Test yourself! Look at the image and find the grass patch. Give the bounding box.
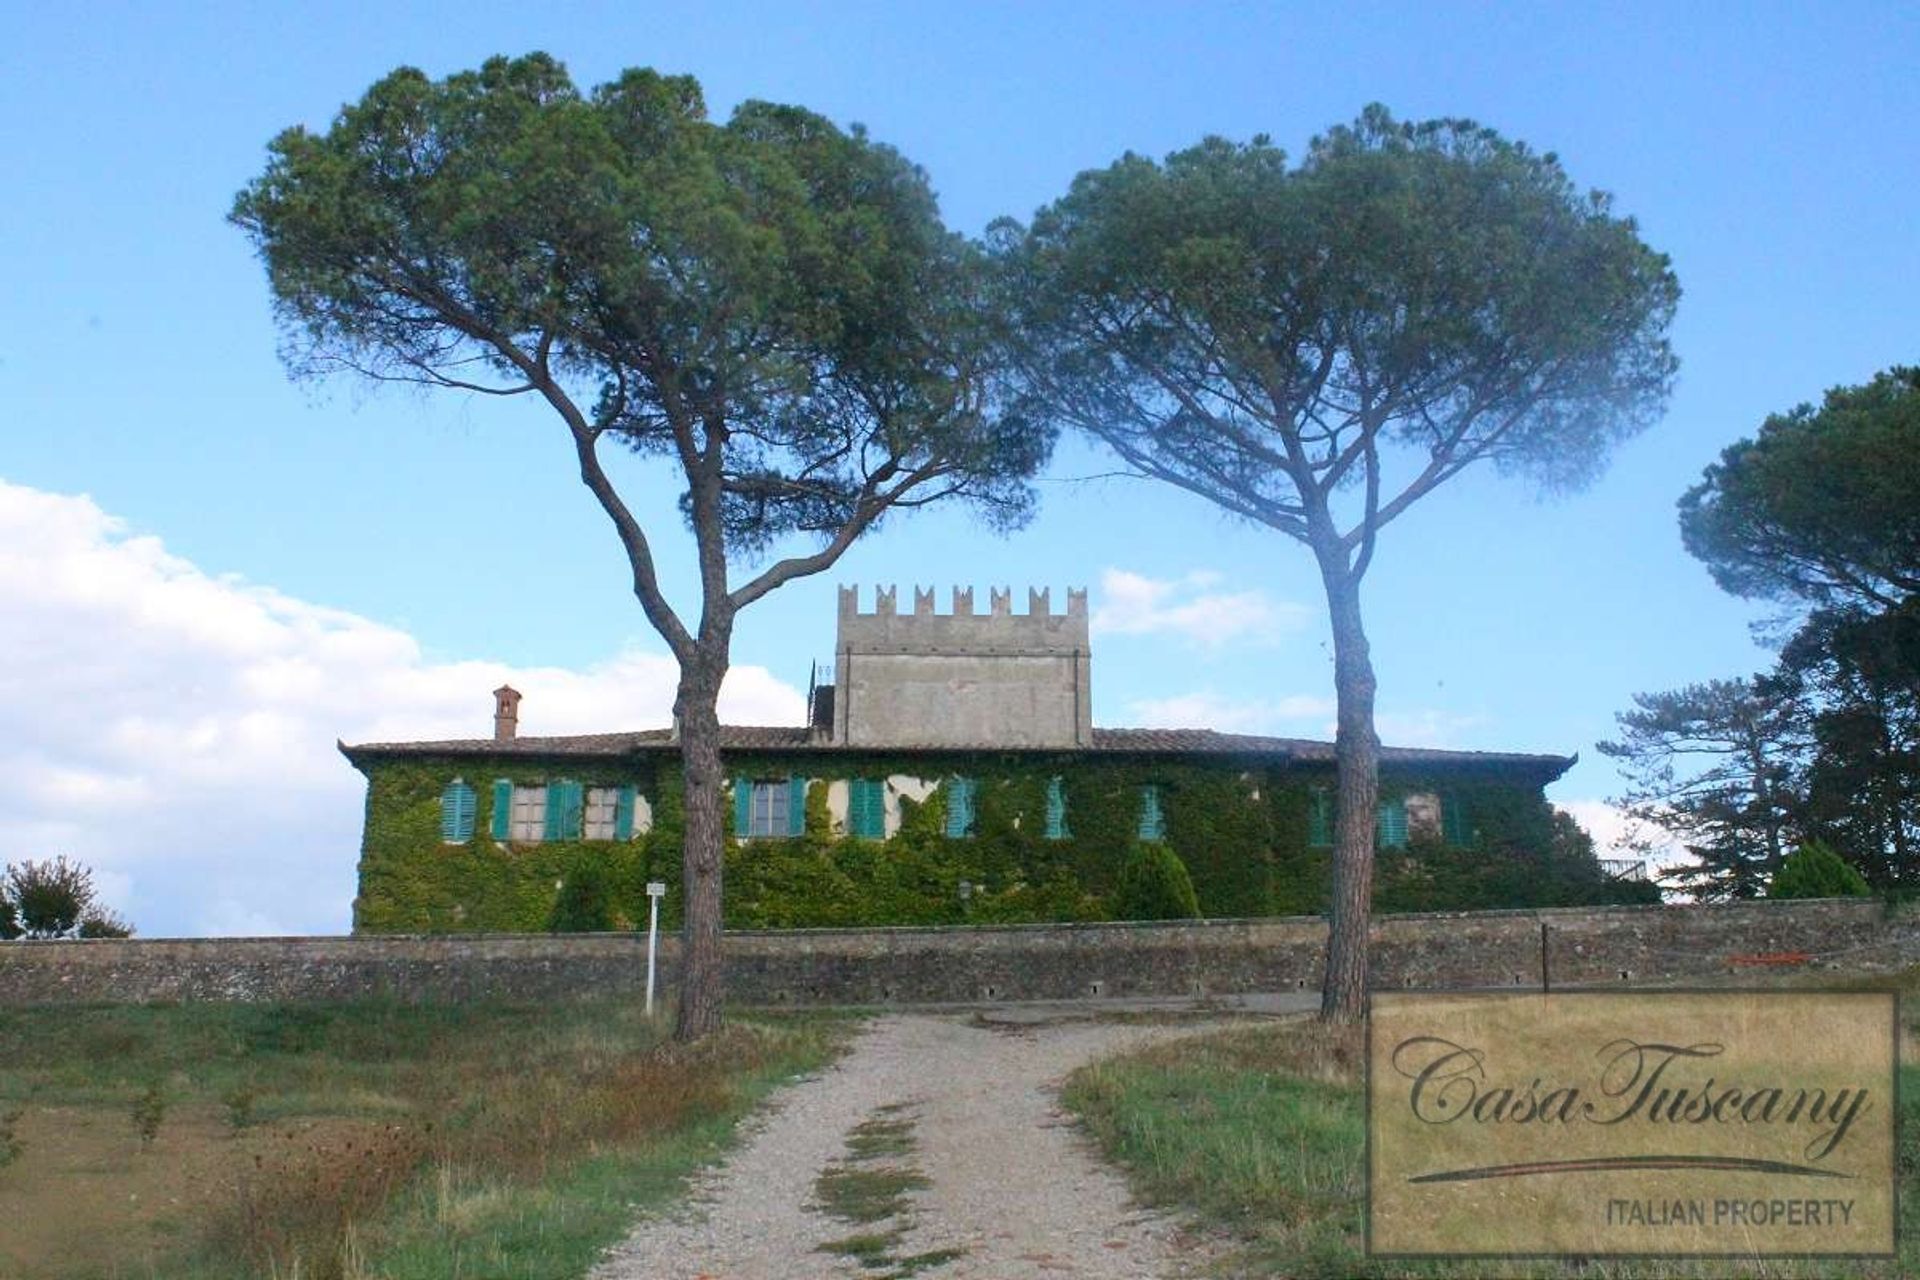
[821,1228,907,1265]
[1065,999,1920,1279]
[0,998,849,1280]
[845,1111,919,1160]
[815,1163,931,1224]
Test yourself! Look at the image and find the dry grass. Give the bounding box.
[0,1000,848,1279]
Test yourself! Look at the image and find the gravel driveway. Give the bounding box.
[593,1009,1278,1279]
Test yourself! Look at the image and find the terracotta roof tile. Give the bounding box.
[340,723,1571,777]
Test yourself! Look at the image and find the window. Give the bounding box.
[1442,793,1471,845]
[584,786,639,840]
[848,778,886,839]
[944,776,977,838]
[1307,788,1333,848]
[440,779,476,843]
[736,776,806,838]
[1405,792,1443,840]
[1138,784,1166,841]
[509,784,547,842]
[751,781,790,837]
[1044,776,1069,840]
[1376,797,1409,849]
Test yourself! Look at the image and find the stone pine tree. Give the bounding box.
[1676,365,1920,884]
[1597,678,1806,900]
[1002,107,1678,1019]
[233,56,1051,1040]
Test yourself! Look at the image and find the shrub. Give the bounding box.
[0,1107,21,1167]
[1111,842,1201,921]
[1769,841,1871,899]
[223,1082,260,1131]
[130,1081,167,1150]
[550,861,615,932]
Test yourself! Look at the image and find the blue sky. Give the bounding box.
[3,2,1916,935]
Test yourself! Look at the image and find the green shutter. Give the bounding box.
[733,777,752,838]
[1138,785,1166,841]
[1376,798,1408,849]
[441,780,476,842]
[1307,788,1333,847]
[944,777,975,837]
[490,780,513,840]
[1442,794,1469,845]
[788,776,807,836]
[546,780,583,841]
[849,779,884,839]
[614,786,636,841]
[1045,777,1068,840]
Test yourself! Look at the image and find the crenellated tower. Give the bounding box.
[828,585,1091,747]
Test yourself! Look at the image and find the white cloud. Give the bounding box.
[0,480,804,938]
[1557,800,1637,857]
[1091,568,1308,648]
[1557,799,1687,880]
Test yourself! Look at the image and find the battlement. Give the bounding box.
[837,584,1087,620]
[832,584,1092,747]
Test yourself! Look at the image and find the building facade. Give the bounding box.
[342,586,1626,933]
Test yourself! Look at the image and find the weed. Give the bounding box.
[886,1246,969,1277]
[0,1106,21,1168]
[844,1112,917,1161]
[814,1164,929,1224]
[811,1104,964,1276]
[129,1081,167,1150]
[222,1082,259,1132]
[819,1229,905,1265]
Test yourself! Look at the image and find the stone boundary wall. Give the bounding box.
[0,899,1906,1007]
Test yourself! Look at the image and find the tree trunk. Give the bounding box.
[673,659,728,1042]
[1319,566,1380,1023]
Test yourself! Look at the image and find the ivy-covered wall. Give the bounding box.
[350,751,1651,935]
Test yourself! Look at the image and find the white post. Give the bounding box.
[645,881,666,1017]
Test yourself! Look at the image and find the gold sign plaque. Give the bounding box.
[1367,991,1896,1258]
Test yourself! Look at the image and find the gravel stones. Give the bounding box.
[593,1012,1248,1279]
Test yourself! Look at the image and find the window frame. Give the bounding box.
[508,784,548,843]
[748,779,791,839]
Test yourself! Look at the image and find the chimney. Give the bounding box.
[493,685,522,741]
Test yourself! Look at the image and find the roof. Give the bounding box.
[339,724,1574,779]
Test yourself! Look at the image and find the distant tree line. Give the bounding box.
[1601,366,1920,900]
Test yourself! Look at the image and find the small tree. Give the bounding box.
[233,56,1052,1039]
[1769,840,1871,900]
[1005,107,1677,1017]
[3,857,133,939]
[1111,843,1202,921]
